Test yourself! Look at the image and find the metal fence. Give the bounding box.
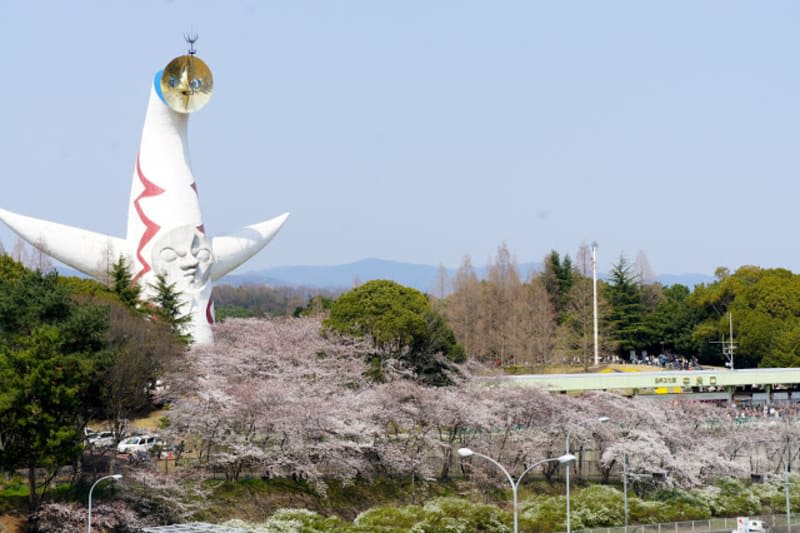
[570,514,794,533]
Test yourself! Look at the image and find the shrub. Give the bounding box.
[651,487,712,520]
[628,499,670,524]
[225,509,354,532]
[519,494,566,532]
[573,485,624,527]
[758,476,800,514]
[357,497,511,532]
[414,497,510,533]
[702,478,761,516]
[355,504,428,528]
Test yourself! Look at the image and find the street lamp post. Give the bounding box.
[623,454,628,533]
[458,448,576,533]
[622,460,665,533]
[591,241,599,366]
[785,434,792,533]
[88,474,122,533]
[786,452,792,533]
[566,416,609,533]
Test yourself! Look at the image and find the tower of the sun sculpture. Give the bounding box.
[0,37,289,343]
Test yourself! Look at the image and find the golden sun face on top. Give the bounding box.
[160,55,214,113]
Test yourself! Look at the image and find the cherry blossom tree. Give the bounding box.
[163,317,380,490]
[157,315,799,503]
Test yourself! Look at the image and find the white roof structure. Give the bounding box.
[482,367,800,404]
[485,367,800,392]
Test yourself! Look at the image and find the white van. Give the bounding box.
[117,434,160,454]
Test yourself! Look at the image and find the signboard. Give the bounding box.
[737,516,749,533]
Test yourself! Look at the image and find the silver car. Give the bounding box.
[88,431,116,448]
[117,434,160,454]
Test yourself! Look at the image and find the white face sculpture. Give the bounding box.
[151,225,214,292]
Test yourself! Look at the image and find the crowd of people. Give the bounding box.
[626,351,701,370]
[728,401,800,422]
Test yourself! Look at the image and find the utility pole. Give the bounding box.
[592,241,599,367]
[711,312,736,370]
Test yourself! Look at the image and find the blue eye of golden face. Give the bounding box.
[190,79,202,90]
[169,76,178,88]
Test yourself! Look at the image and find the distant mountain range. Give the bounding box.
[55,258,714,293]
[218,258,715,293]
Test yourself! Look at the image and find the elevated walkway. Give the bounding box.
[481,367,800,403]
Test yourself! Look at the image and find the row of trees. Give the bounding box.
[437,242,800,369]
[208,241,800,371]
[12,234,800,371]
[163,316,797,497]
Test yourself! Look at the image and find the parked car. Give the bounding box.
[731,519,768,533]
[117,434,161,454]
[87,431,116,448]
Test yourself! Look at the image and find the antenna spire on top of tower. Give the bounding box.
[184,32,199,55]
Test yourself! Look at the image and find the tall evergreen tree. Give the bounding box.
[645,283,697,356]
[604,255,649,356]
[149,273,192,343]
[543,250,574,323]
[110,255,141,309]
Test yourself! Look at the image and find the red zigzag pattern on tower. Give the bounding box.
[132,153,165,283]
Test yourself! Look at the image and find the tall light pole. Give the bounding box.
[566,416,609,533]
[623,454,628,533]
[591,241,599,366]
[458,448,576,533]
[786,434,792,533]
[88,474,122,533]
[622,460,665,533]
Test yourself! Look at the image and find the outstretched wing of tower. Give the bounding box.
[0,208,127,279]
[210,212,290,281]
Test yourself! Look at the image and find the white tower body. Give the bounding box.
[0,54,289,344]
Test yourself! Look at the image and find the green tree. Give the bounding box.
[543,250,574,323]
[110,255,141,309]
[293,293,334,318]
[149,273,192,343]
[66,269,184,437]
[645,284,699,355]
[604,255,649,356]
[212,284,325,319]
[690,266,800,368]
[324,279,463,385]
[0,253,26,279]
[764,322,800,367]
[0,266,110,511]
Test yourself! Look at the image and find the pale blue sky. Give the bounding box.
[1,1,798,277]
